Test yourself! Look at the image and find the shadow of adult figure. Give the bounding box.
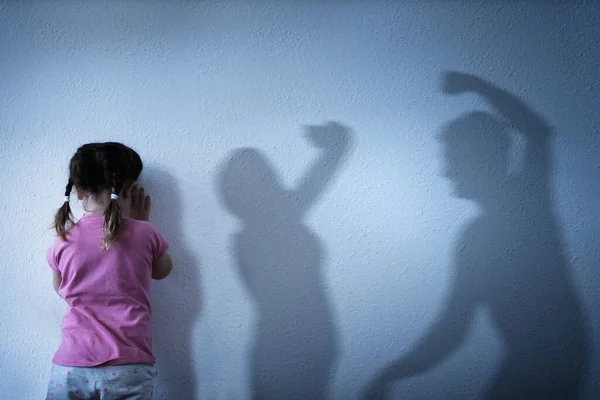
[361,72,589,400]
[217,121,353,399]
[144,167,203,400]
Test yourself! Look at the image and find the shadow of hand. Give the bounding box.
[304,120,353,151]
[441,70,482,95]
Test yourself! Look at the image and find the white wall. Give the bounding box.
[1,1,599,399]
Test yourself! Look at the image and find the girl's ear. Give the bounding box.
[74,186,85,200]
[122,182,135,200]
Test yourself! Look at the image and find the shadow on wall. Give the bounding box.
[143,167,203,400]
[361,72,590,400]
[216,122,354,400]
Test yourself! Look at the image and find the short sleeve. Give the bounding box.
[46,239,61,273]
[149,225,170,261]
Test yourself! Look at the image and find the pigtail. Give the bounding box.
[103,174,125,250]
[54,181,75,241]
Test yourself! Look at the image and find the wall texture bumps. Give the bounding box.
[1,1,599,399]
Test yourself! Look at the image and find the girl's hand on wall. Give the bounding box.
[130,186,151,221]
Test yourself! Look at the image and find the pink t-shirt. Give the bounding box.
[46,214,170,367]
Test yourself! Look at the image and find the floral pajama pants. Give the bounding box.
[46,363,158,400]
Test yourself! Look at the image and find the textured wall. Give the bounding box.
[1,1,599,399]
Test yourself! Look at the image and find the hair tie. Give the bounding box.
[64,196,70,202]
[110,193,119,200]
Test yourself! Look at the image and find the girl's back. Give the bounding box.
[48,214,168,367]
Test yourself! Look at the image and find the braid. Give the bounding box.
[53,180,75,240]
[65,180,73,197]
[111,172,122,198]
[103,171,125,250]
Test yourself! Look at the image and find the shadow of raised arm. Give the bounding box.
[442,71,553,190]
[293,121,353,217]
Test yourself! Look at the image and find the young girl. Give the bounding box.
[45,142,173,400]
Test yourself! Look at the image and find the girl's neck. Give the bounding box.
[82,194,110,215]
[81,191,130,216]
[83,209,106,216]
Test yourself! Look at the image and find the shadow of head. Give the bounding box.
[216,121,352,225]
[439,111,511,201]
[216,148,284,222]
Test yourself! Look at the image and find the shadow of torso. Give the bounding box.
[233,191,338,400]
[459,181,588,399]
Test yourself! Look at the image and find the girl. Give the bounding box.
[46,142,173,400]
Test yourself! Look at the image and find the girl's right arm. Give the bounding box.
[152,253,173,280]
[130,185,172,280]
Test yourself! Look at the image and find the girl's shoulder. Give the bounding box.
[125,218,161,232]
[125,218,169,243]
[47,229,74,250]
